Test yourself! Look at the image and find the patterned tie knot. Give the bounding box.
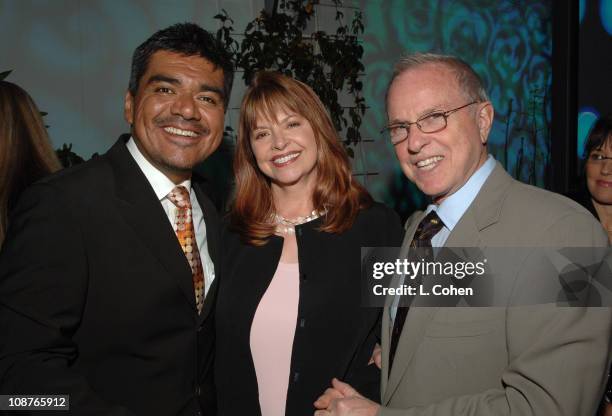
[167,186,192,209]
[411,211,445,248]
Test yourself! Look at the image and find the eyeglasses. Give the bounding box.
[381,101,479,145]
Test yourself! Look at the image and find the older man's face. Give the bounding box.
[387,63,493,204]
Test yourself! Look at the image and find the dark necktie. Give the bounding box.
[389,210,444,370]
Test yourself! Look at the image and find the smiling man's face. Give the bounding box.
[124,50,226,183]
[387,63,493,204]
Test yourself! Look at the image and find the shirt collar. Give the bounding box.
[126,137,191,201]
[425,155,496,231]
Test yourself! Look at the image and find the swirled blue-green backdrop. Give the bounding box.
[1,0,553,218]
[577,0,612,159]
[358,0,552,219]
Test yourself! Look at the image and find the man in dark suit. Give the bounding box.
[314,53,611,415]
[0,23,233,415]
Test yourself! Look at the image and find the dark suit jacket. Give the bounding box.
[215,203,403,415]
[0,136,220,416]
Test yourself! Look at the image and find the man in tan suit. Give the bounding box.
[314,53,612,415]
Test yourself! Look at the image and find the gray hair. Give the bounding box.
[386,52,489,104]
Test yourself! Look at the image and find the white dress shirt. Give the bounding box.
[126,137,215,298]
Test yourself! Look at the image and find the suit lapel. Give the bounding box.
[192,181,219,325]
[381,210,425,398]
[382,163,515,403]
[380,306,391,396]
[106,138,197,313]
[445,162,513,247]
[383,307,437,404]
[383,211,426,323]
[444,209,482,248]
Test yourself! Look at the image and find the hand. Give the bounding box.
[314,378,380,416]
[604,403,612,416]
[314,380,345,410]
[368,343,382,369]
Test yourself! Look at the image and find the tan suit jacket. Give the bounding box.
[379,163,612,416]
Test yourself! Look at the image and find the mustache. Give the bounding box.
[154,116,209,135]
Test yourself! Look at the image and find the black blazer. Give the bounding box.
[0,136,219,415]
[215,203,403,415]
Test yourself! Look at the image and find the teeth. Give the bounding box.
[416,156,443,169]
[164,126,198,137]
[273,153,299,164]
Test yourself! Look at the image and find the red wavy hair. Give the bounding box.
[230,71,372,245]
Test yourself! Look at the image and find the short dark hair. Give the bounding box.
[584,114,612,157]
[128,22,234,108]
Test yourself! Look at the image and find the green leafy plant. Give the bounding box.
[215,0,365,156]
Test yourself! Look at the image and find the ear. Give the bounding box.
[124,91,134,125]
[476,102,494,145]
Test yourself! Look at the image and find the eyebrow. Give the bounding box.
[253,113,297,130]
[147,74,225,99]
[387,105,446,125]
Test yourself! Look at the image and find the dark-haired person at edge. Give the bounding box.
[0,23,233,415]
[215,71,404,416]
[0,80,62,248]
[572,115,612,243]
[567,114,612,416]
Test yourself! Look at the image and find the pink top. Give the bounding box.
[250,262,300,416]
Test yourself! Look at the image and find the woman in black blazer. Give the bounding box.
[215,71,403,416]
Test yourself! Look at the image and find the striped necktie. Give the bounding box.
[389,210,444,369]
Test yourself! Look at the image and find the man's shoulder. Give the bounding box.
[25,140,130,207]
[479,163,592,219]
[487,176,606,246]
[504,179,595,220]
[42,153,111,189]
[38,137,133,193]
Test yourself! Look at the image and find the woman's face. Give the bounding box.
[249,107,318,192]
[586,138,612,205]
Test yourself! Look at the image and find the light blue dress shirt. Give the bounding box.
[427,154,497,247]
[390,155,497,322]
